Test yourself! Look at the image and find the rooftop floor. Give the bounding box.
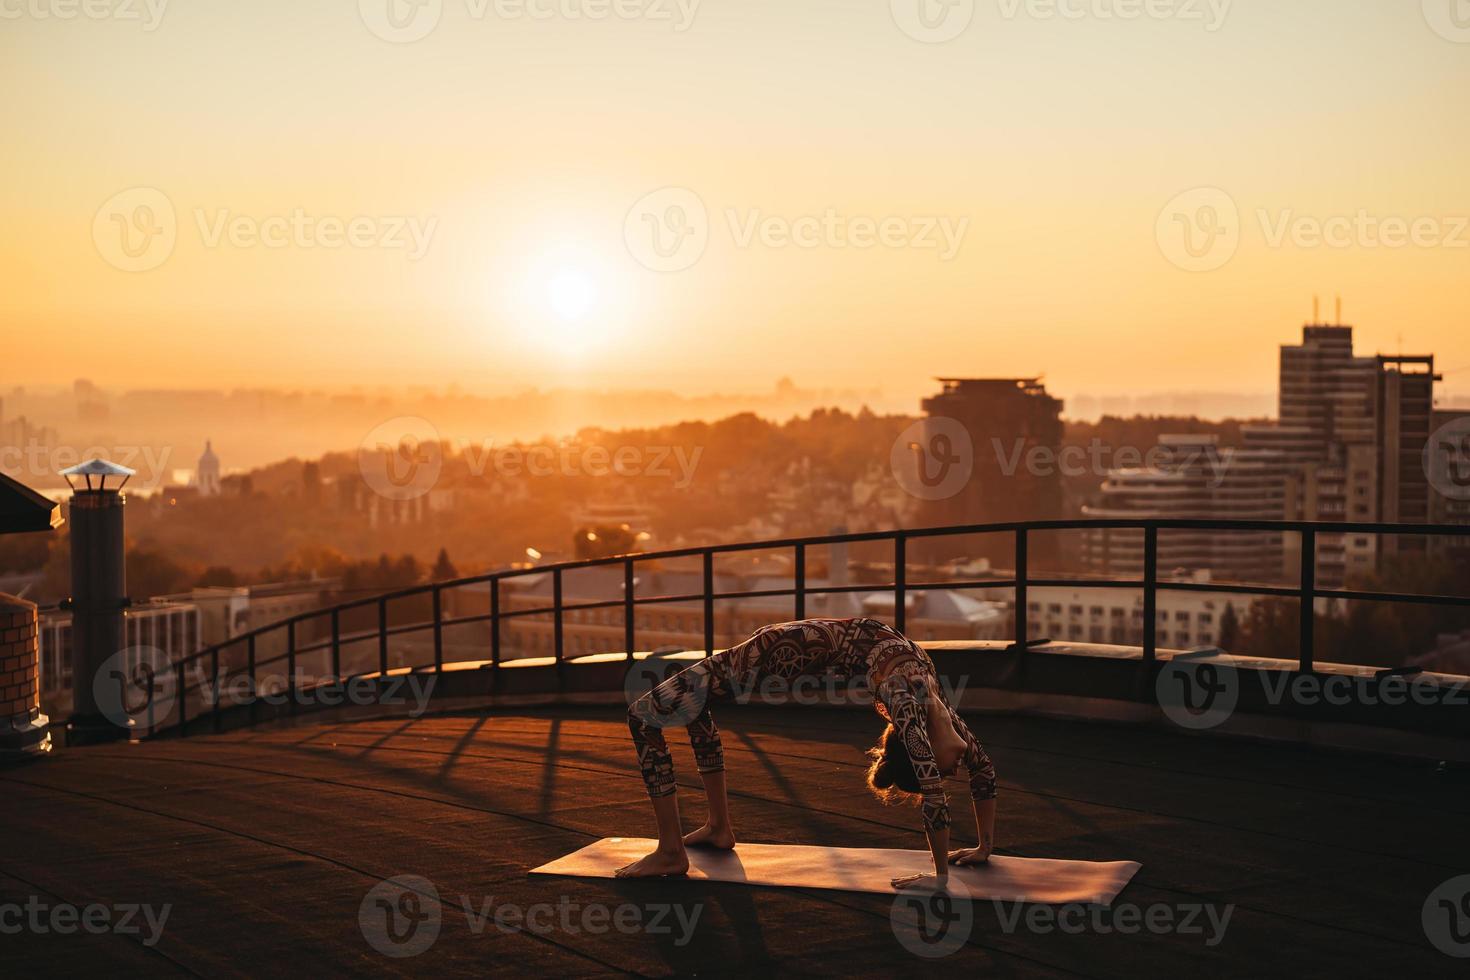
[2,705,1467,977]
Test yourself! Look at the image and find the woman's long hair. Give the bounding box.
[865,723,922,806]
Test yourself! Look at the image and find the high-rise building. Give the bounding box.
[1277,325,1438,517]
[1279,325,1379,451]
[1084,318,1445,588]
[1276,323,1439,576]
[1375,356,1437,552]
[916,378,1064,565]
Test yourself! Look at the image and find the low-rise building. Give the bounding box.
[184,579,340,647]
[39,598,201,719]
[1026,580,1245,650]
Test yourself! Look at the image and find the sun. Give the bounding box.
[492,237,632,357]
[545,267,596,322]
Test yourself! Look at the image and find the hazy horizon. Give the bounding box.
[2,373,1284,490]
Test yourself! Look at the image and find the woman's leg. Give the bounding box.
[683,708,735,848]
[618,719,692,876]
[618,657,726,877]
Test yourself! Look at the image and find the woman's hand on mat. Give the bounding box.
[891,872,948,891]
[947,846,990,867]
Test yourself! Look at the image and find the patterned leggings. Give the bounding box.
[625,619,902,798]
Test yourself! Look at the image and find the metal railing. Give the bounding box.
[154,519,1470,737]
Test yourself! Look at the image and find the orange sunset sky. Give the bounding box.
[3,0,1469,405]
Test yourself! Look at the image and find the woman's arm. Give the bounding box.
[947,797,995,867]
[927,823,952,878]
[938,711,997,867]
[976,796,996,856]
[882,679,955,889]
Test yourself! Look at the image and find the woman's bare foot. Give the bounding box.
[615,847,690,878]
[682,823,736,850]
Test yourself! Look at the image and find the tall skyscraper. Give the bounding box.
[1277,324,1438,574]
[1279,325,1379,451]
[916,378,1064,566]
[1375,356,1437,541]
[1083,317,1445,588]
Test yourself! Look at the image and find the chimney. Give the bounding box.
[0,594,49,758]
[0,470,62,760]
[60,459,135,744]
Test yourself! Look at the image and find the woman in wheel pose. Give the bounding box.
[619,617,997,889]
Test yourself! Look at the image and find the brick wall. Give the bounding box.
[0,593,48,756]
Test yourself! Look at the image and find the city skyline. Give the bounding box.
[3,307,1467,496]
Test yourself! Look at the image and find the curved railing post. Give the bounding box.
[703,551,715,656]
[378,599,388,676]
[1299,528,1316,673]
[894,533,907,634]
[1014,527,1029,653]
[210,647,221,734]
[623,559,635,663]
[1142,525,1158,669]
[794,542,806,620]
[330,608,341,680]
[552,568,564,664]
[432,585,443,674]
[490,578,501,667]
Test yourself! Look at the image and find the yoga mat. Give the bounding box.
[531,839,1141,905]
